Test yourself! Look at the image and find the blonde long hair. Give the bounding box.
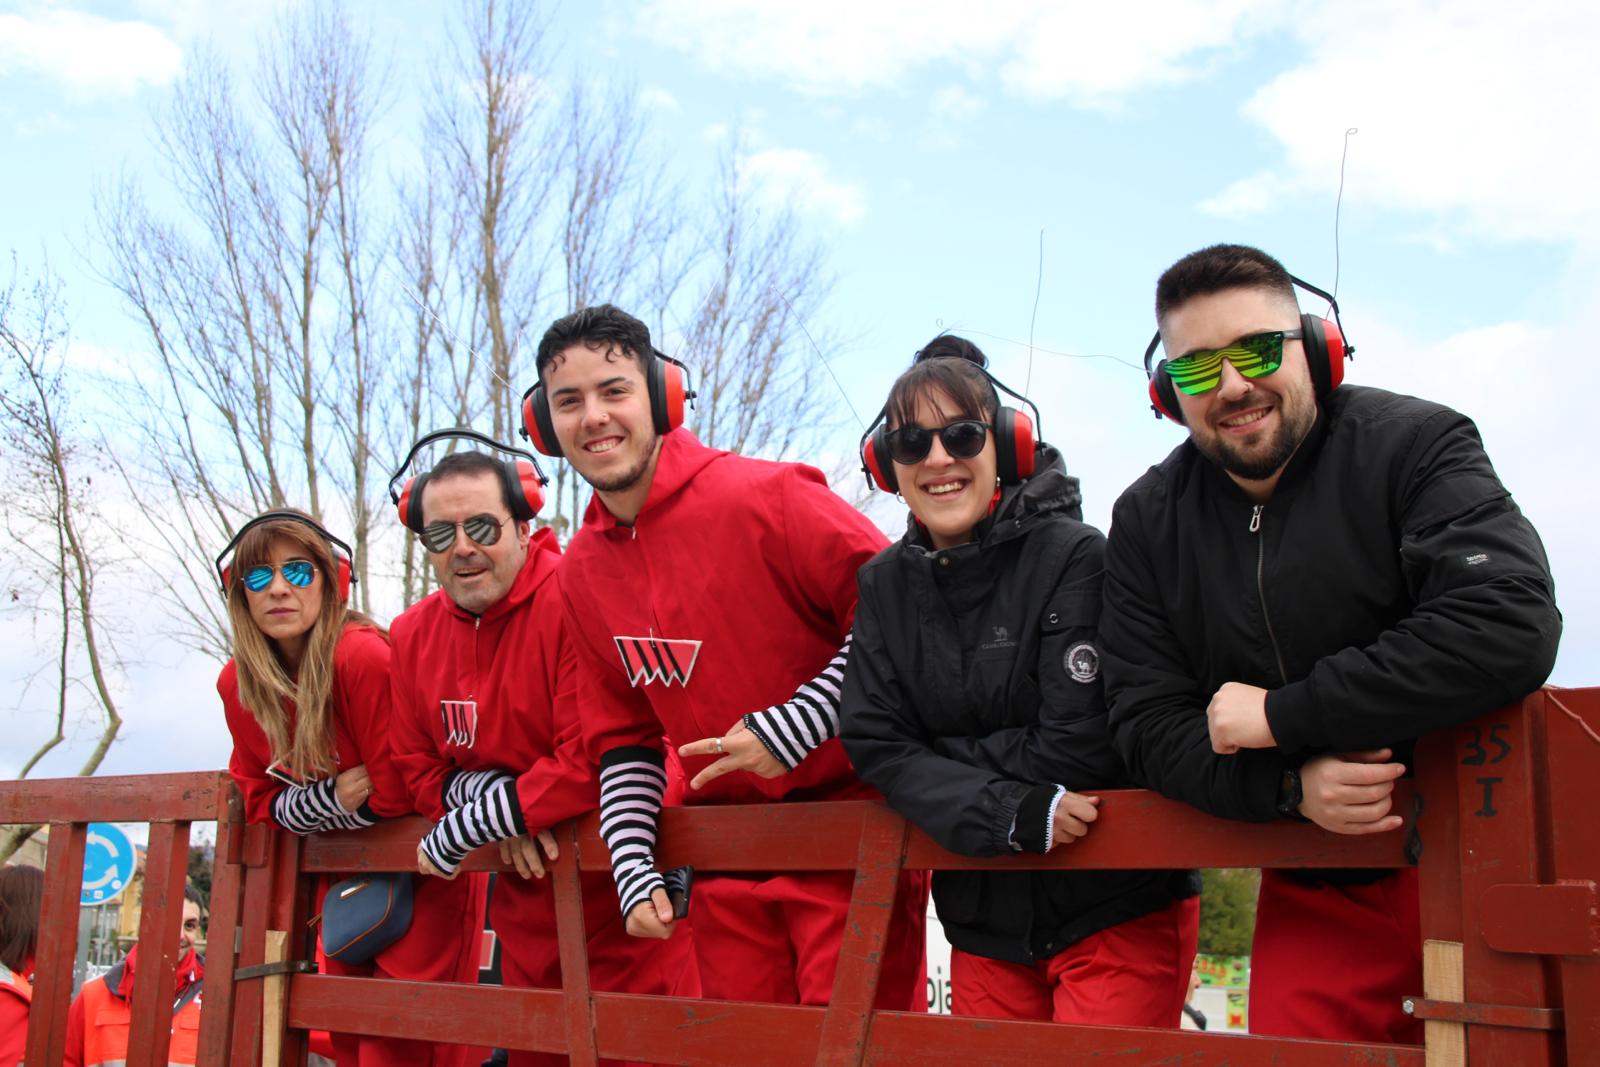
[223,512,382,777]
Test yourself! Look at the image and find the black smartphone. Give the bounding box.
[662,865,693,919]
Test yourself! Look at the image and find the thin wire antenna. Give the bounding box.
[387,263,512,392]
[771,285,868,432]
[1332,127,1358,308]
[945,326,1146,373]
[1026,229,1044,394]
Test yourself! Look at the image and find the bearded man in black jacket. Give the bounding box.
[1101,243,1561,1045]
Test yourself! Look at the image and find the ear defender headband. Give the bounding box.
[1143,274,1354,424]
[215,511,355,602]
[387,429,549,534]
[858,361,1041,494]
[519,347,696,457]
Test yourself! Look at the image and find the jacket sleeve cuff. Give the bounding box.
[1011,784,1060,854]
[1265,683,1324,754]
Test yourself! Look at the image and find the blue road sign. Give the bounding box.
[81,822,136,906]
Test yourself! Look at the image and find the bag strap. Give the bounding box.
[234,960,317,982]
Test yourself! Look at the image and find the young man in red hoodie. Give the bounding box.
[389,440,692,1067]
[527,304,928,1010]
[64,888,205,1067]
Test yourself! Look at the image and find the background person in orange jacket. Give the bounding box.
[217,509,488,1067]
[0,863,43,1067]
[63,887,204,1067]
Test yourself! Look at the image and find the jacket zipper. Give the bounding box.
[1251,505,1290,685]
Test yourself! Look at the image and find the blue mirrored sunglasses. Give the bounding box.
[242,560,317,592]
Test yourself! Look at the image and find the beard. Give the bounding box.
[1194,388,1316,482]
[585,431,660,494]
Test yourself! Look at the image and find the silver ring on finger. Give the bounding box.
[714,736,725,754]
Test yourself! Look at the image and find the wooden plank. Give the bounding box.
[24,822,87,1067]
[863,1011,1428,1066]
[261,931,289,1067]
[815,804,906,1067]
[301,792,1414,876]
[552,822,599,1067]
[196,789,246,1066]
[1422,940,1465,1067]
[0,771,228,823]
[286,974,570,1052]
[1539,686,1600,1067]
[126,819,190,1067]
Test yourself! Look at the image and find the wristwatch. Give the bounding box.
[1275,766,1304,819]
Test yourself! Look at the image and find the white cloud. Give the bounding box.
[633,0,1281,103]
[1214,0,1600,245]
[0,9,182,96]
[638,85,682,113]
[1199,171,1291,219]
[738,147,866,226]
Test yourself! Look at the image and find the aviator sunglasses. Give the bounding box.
[1164,329,1302,396]
[241,560,317,593]
[885,419,990,465]
[419,513,511,554]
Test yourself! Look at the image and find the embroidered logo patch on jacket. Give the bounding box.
[441,700,479,747]
[614,636,702,687]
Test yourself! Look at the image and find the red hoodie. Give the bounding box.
[560,430,887,805]
[389,527,599,829]
[220,623,410,825]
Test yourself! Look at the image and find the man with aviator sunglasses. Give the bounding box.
[1102,244,1560,1043]
[386,441,694,1066]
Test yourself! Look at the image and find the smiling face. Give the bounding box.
[1162,285,1318,499]
[544,342,662,519]
[244,536,324,667]
[420,470,530,615]
[178,898,201,956]
[892,387,999,550]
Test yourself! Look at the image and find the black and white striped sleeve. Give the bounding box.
[742,636,851,771]
[419,776,527,876]
[597,747,667,920]
[443,768,513,810]
[271,778,378,836]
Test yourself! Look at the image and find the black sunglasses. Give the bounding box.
[419,514,511,554]
[885,419,990,465]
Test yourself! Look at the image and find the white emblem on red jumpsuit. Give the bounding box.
[441,699,479,747]
[613,636,702,687]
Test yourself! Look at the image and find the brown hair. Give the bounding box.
[0,864,43,973]
[1154,243,1298,326]
[224,511,384,776]
[886,334,998,431]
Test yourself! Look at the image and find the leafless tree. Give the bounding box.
[96,2,389,641]
[0,265,124,863]
[678,148,838,461]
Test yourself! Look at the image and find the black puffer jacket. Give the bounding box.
[1102,386,1561,827]
[840,446,1199,966]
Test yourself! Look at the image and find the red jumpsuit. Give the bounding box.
[389,530,694,1067]
[561,430,928,1009]
[221,623,488,1067]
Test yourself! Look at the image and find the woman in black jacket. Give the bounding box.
[840,336,1200,1025]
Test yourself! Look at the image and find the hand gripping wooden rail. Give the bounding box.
[3,688,1595,1066]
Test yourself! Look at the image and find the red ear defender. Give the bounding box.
[508,458,546,519]
[1318,316,1347,391]
[659,359,688,432]
[860,427,898,494]
[1007,407,1037,482]
[331,554,353,603]
[395,478,416,528]
[520,385,562,457]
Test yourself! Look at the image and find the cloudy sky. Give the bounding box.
[1,0,1594,782]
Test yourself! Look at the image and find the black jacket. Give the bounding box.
[841,446,1199,966]
[1102,386,1561,827]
